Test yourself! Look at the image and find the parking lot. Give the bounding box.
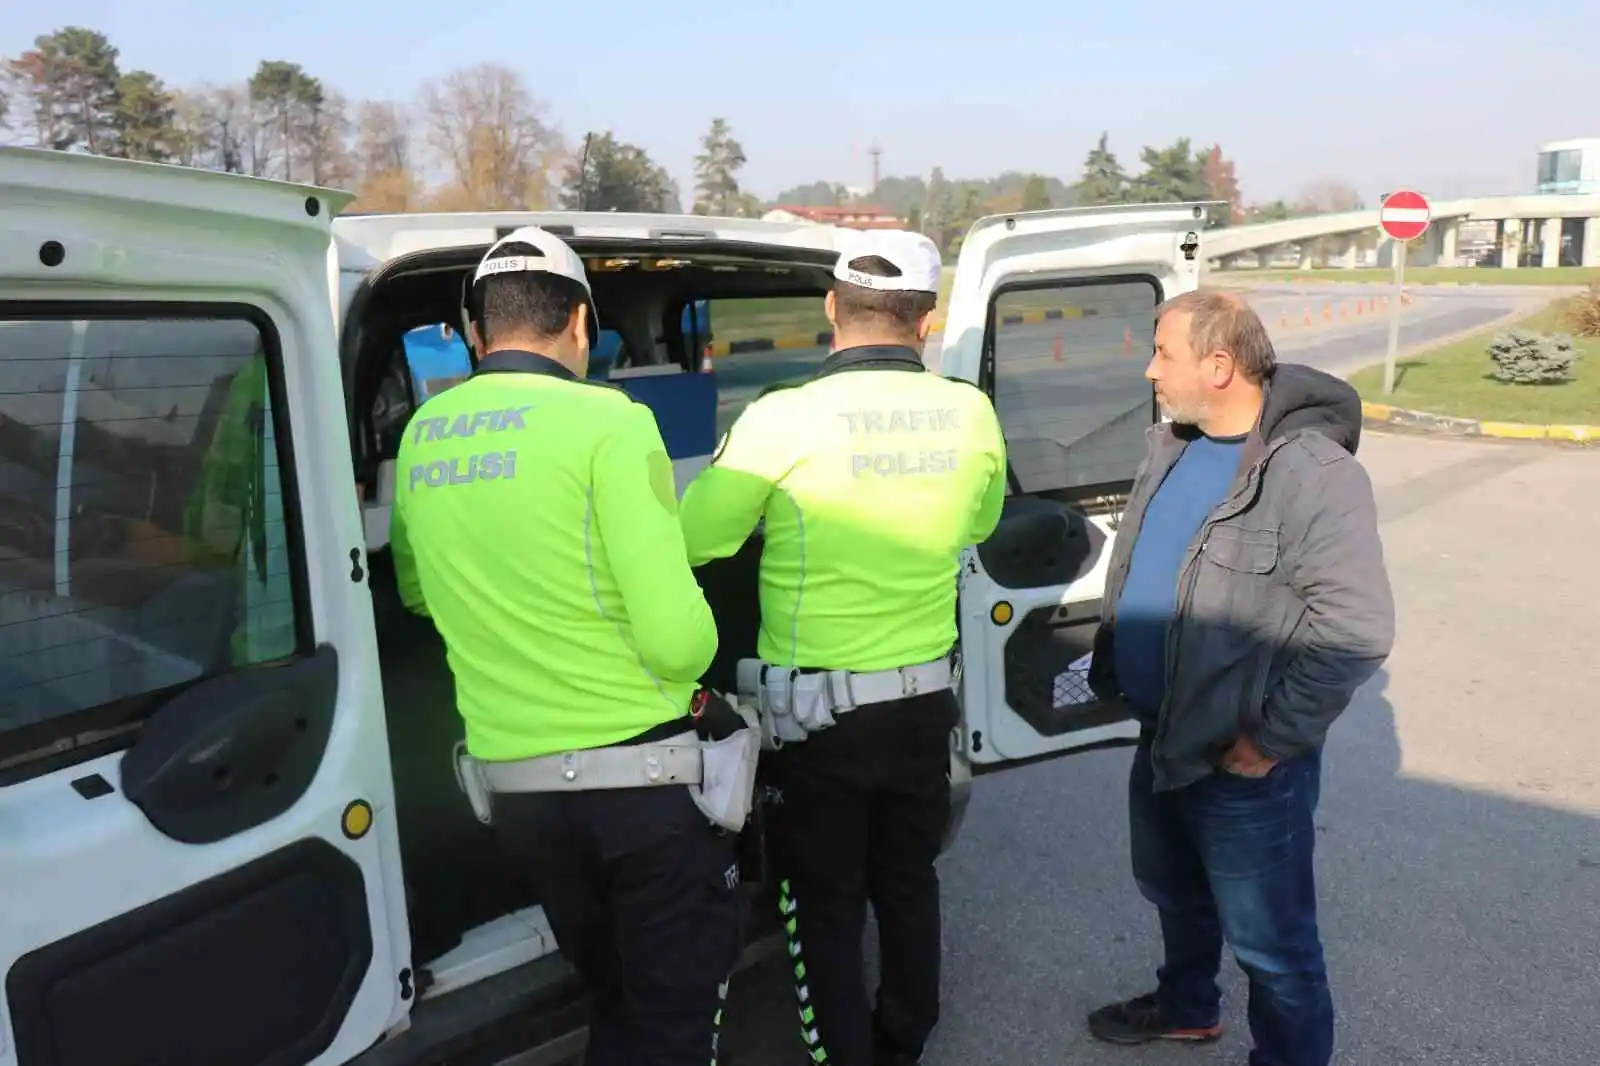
[721,429,1600,1066]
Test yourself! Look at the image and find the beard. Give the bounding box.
[1157,394,1207,426]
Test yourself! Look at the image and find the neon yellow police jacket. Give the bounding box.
[390,350,718,761]
[678,344,1007,673]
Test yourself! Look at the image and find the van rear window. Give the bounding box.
[701,295,834,436]
[989,279,1159,495]
[0,310,306,764]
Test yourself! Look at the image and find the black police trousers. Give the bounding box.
[493,777,746,1066]
[763,688,960,1066]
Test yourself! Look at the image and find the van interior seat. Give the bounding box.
[610,367,719,461]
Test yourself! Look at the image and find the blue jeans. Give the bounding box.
[1128,741,1333,1066]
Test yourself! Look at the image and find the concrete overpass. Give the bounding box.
[1204,193,1600,270]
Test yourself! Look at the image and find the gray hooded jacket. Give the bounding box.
[1088,363,1396,792]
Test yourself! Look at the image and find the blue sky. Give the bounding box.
[3,0,1597,205]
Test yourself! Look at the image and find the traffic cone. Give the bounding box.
[1054,335,1064,363]
[1323,303,1332,323]
[1122,328,1132,354]
[1303,306,1312,326]
[1280,311,1288,329]
[1355,300,1363,317]
[1340,303,1348,320]
[701,345,715,373]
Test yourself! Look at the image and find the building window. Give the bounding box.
[1537,149,1584,189]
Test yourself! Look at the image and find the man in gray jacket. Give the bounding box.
[1084,289,1394,1066]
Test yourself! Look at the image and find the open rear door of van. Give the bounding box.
[0,148,409,1066]
[934,203,1213,771]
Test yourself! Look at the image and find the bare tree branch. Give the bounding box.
[417,63,562,210]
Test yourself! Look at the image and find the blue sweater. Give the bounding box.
[1112,432,1245,721]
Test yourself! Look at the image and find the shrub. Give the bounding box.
[1557,283,1600,339]
[1486,328,1581,384]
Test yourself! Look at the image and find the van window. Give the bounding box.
[988,279,1158,494]
[0,310,304,761]
[397,323,634,396]
[703,295,833,436]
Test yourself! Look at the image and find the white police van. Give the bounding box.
[0,146,1207,1066]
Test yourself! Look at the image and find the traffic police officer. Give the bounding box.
[677,230,1009,1066]
[390,228,745,1066]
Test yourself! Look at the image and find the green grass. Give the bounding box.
[1218,266,1600,286]
[1349,301,1600,424]
[707,296,831,343]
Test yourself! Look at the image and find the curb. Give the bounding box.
[707,305,1085,357]
[1360,402,1599,443]
[706,331,834,357]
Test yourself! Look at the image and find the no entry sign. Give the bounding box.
[1379,189,1432,242]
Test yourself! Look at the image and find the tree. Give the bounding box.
[347,99,419,213]
[1021,174,1052,211]
[178,83,251,173]
[9,27,123,154]
[560,131,675,212]
[111,70,178,163]
[945,185,987,257]
[1199,144,1242,228]
[1296,178,1364,214]
[692,118,746,216]
[299,88,354,188]
[864,174,924,216]
[1129,138,1209,204]
[772,179,846,206]
[247,61,343,182]
[166,88,210,167]
[923,166,955,252]
[418,63,562,211]
[1245,199,1295,224]
[1072,132,1130,206]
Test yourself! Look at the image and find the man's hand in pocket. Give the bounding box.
[1222,735,1279,778]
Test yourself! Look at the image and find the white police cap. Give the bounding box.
[832,229,943,295]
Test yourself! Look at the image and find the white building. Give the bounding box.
[1536,138,1600,196]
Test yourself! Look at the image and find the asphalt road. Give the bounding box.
[718,429,1600,1066]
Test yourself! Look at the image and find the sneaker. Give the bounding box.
[1086,992,1222,1045]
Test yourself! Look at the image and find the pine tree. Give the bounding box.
[1071,132,1130,206]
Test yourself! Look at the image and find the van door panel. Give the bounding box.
[0,147,407,1066]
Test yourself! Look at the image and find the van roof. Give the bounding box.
[331,210,853,267]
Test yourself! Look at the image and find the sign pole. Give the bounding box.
[1376,188,1431,397]
[1382,238,1406,396]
